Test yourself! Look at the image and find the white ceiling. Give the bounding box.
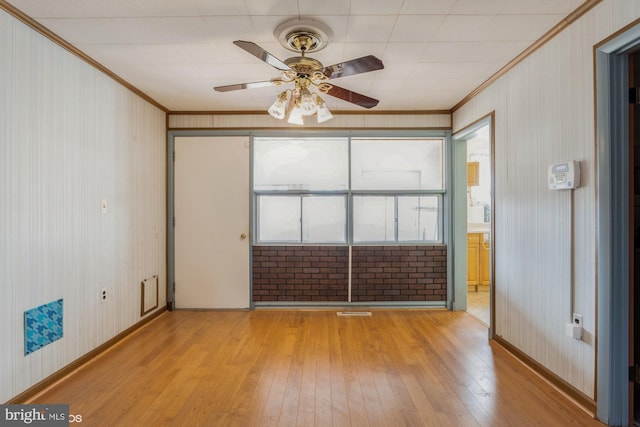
[5,0,585,112]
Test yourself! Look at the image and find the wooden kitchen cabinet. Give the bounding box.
[467,232,490,291]
[467,233,480,291]
[467,162,479,187]
[480,236,490,285]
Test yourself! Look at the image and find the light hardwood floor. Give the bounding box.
[467,287,490,325]
[27,310,603,426]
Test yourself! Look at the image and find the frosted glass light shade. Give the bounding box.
[288,107,304,125]
[268,92,288,119]
[316,103,333,123]
[299,92,317,116]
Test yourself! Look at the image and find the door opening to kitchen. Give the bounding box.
[465,123,492,326]
[453,116,493,329]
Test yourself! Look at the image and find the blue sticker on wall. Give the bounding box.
[24,299,63,356]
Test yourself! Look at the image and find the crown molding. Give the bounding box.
[452,0,603,113]
[0,1,169,113]
[168,110,452,116]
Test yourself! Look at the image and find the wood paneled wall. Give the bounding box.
[453,0,640,398]
[0,10,167,402]
[168,112,451,130]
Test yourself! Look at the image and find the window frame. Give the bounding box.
[351,192,444,244]
[256,193,349,244]
[252,134,447,246]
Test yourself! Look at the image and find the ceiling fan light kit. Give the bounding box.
[267,91,288,120]
[287,104,304,125]
[213,18,384,126]
[316,100,334,124]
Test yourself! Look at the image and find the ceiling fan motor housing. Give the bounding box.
[284,56,324,75]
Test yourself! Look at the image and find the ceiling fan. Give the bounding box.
[213,20,384,124]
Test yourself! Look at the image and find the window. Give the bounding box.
[253,136,445,244]
[257,195,301,242]
[302,196,347,243]
[352,195,441,243]
[351,138,444,190]
[253,137,348,191]
[257,195,347,243]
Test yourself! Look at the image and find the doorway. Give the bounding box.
[465,125,492,326]
[631,48,640,426]
[452,115,494,333]
[594,21,640,425]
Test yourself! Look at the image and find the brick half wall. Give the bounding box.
[351,245,447,302]
[253,245,447,303]
[252,246,349,302]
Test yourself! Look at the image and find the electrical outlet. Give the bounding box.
[572,313,583,327]
[566,313,584,340]
[101,288,107,303]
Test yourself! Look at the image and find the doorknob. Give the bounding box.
[240,232,248,240]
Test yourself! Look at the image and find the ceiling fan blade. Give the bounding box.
[324,84,379,109]
[214,79,285,92]
[233,40,292,72]
[321,55,384,79]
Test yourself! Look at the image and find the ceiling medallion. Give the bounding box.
[274,18,333,53]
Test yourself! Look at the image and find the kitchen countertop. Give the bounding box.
[467,223,490,233]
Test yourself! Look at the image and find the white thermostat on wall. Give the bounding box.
[548,160,581,190]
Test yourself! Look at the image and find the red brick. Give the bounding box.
[254,244,446,302]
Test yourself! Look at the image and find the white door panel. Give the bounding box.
[174,136,250,309]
